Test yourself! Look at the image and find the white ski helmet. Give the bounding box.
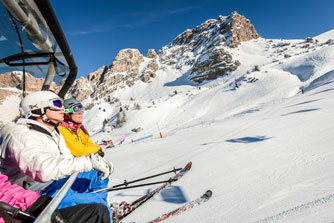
[19,91,64,118]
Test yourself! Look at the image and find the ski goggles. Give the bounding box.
[64,104,84,114]
[48,98,64,111]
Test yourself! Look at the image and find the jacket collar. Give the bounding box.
[17,118,57,136]
[61,121,82,133]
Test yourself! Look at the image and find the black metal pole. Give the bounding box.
[114,167,181,188]
[7,10,26,97]
[34,0,78,98]
[0,202,36,221]
[92,167,181,193]
[93,178,177,193]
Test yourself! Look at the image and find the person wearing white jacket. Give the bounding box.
[0,90,113,191]
[0,91,114,221]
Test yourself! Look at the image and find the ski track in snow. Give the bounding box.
[255,193,334,223]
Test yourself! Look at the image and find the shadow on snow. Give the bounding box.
[159,186,187,204]
[309,88,334,96]
[281,108,320,116]
[112,186,188,204]
[164,74,198,87]
[226,136,272,143]
[234,108,260,117]
[286,99,322,108]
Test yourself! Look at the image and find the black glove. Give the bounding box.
[97,148,104,157]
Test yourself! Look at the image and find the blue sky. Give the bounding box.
[51,0,334,77]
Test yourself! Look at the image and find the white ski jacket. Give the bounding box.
[0,118,93,191]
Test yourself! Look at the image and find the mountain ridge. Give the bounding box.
[0,12,333,130]
[65,11,260,102]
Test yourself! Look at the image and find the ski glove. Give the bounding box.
[97,148,105,157]
[89,153,114,180]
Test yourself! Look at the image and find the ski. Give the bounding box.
[113,161,192,223]
[148,190,212,223]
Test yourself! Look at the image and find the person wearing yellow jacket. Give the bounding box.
[58,98,104,157]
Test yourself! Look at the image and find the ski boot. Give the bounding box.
[110,201,131,221]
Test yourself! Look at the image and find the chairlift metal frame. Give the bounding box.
[0,0,80,222]
[0,0,78,98]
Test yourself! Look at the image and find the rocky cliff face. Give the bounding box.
[0,71,58,127]
[66,66,108,101]
[0,71,57,104]
[221,12,260,48]
[189,48,240,83]
[169,12,259,49]
[159,11,259,83]
[1,11,259,105]
[65,11,259,101]
[66,48,160,101]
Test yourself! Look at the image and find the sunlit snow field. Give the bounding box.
[85,32,334,222]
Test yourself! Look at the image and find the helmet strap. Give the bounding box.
[30,108,45,118]
[68,113,81,125]
[42,114,60,128]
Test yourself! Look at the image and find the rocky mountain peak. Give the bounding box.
[66,66,107,102]
[0,71,56,91]
[223,11,260,47]
[65,11,260,100]
[170,11,259,49]
[0,71,58,127]
[157,11,260,83]
[65,48,159,101]
[146,49,158,59]
[0,71,57,103]
[109,49,144,73]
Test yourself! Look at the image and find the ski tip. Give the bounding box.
[186,162,192,169]
[203,190,213,198]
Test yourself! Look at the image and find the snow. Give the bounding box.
[0,92,20,124]
[1,28,333,222]
[100,78,334,223]
[313,29,334,43]
[81,31,334,222]
[277,45,334,83]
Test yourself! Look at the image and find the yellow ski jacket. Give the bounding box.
[58,124,103,157]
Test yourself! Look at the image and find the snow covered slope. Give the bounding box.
[108,76,334,223]
[0,12,333,222]
[83,31,334,222]
[105,78,334,223]
[85,30,334,143]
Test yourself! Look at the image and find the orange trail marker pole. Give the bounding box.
[156,122,163,138]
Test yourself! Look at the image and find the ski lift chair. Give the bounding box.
[0,0,78,222]
[0,0,77,97]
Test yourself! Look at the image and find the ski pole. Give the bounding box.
[114,167,181,188]
[93,166,182,194]
[0,201,36,221]
[92,166,181,193]
[92,178,177,193]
